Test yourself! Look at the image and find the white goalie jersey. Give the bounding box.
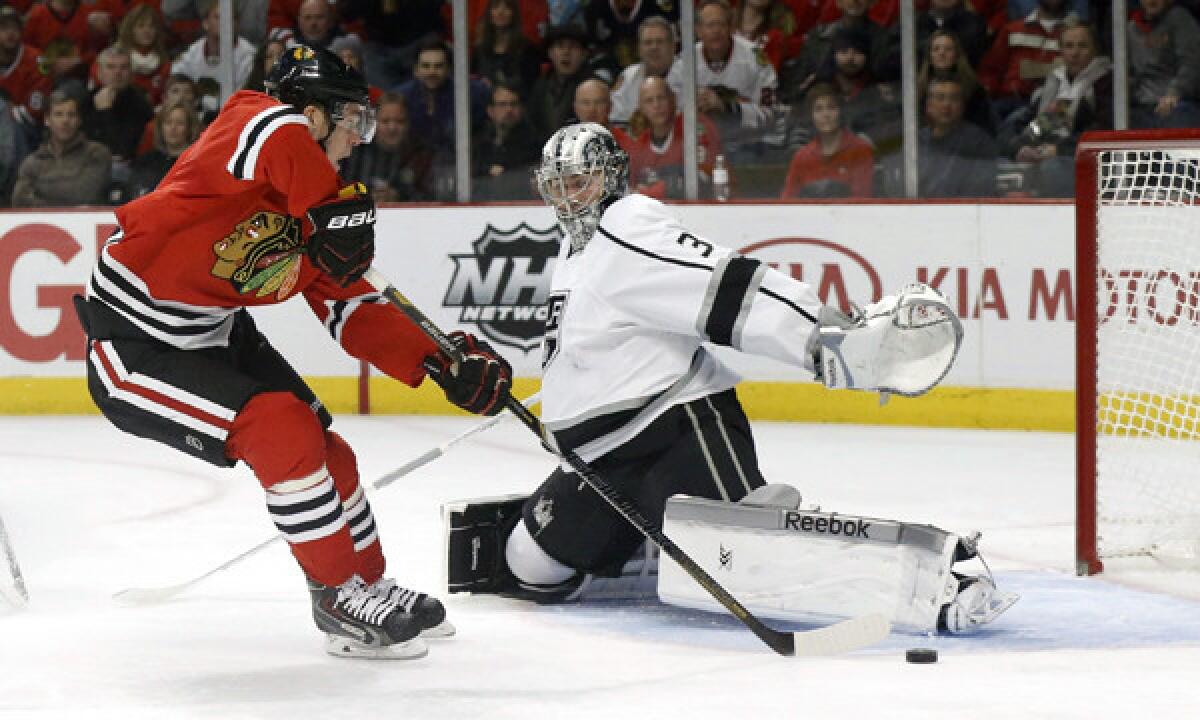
[540,193,824,462]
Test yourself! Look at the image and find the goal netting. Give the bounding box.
[1076,130,1200,575]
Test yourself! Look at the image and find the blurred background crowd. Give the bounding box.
[0,0,1194,207]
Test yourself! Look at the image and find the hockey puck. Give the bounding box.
[905,648,938,664]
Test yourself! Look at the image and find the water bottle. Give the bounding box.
[712,155,731,202]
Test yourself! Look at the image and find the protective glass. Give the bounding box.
[332,101,376,143]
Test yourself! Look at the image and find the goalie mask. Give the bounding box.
[535,123,629,254]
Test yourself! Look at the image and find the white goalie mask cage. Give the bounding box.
[535,123,629,253]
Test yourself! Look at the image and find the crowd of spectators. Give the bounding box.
[0,0,1196,207]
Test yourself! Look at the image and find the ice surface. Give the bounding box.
[1,416,1198,719]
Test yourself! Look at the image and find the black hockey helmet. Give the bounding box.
[265,44,376,142]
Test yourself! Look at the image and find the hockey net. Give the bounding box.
[1076,130,1200,575]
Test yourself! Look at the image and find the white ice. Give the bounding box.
[1,415,1198,719]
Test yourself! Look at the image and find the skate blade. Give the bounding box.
[324,634,429,659]
[420,619,456,638]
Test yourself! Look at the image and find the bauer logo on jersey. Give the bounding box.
[444,223,562,353]
[211,210,304,299]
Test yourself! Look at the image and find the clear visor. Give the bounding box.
[331,101,376,143]
[535,163,605,213]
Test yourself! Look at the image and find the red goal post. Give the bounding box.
[1076,129,1200,575]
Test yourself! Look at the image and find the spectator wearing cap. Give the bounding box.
[780,82,873,199]
[816,25,900,154]
[0,7,46,129]
[780,0,898,104]
[528,24,594,139]
[610,16,680,126]
[583,0,679,80]
[12,90,112,207]
[472,82,542,201]
[666,0,778,160]
[331,34,384,106]
[338,0,446,90]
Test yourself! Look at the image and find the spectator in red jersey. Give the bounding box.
[978,0,1075,118]
[625,76,723,200]
[470,0,543,96]
[0,6,47,130]
[115,4,171,106]
[12,90,112,207]
[735,0,803,70]
[23,0,122,67]
[124,99,200,199]
[780,82,873,198]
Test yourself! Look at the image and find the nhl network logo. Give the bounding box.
[444,223,563,353]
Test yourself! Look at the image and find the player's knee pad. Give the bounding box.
[227,391,326,489]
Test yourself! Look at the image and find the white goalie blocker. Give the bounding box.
[658,486,1017,634]
[814,283,963,398]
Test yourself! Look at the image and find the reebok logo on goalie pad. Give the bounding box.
[783,512,871,539]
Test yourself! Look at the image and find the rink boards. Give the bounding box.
[0,202,1078,430]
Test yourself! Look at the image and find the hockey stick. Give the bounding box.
[0,511,29,609]
[363,268,891,657]
[112,393,539,606]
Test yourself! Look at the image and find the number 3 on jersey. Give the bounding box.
[542,291,569,370]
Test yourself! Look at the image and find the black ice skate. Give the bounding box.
[308,575,429,659]
[369,578,456,638]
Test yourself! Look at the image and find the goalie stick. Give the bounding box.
[362,268,891,657]
[0,510,29,609]
[112,393,539,606]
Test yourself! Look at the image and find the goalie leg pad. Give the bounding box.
[658,494,1014,633]
[443,493,528,595]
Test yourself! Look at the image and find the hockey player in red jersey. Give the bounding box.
[73,45,512,659]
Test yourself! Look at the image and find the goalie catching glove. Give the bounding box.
[307,183,376,286]
[424,331,513,416]
[811,283,962,397]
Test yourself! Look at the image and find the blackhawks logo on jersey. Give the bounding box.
[211,210,304,299]
[444,223,562,353]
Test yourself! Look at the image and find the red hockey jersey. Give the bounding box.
[89,90,436,386]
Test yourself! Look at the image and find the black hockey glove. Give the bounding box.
[307,184,376,287]
[424,331,513,416]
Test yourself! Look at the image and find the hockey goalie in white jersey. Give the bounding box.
[444,123,1017,635]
